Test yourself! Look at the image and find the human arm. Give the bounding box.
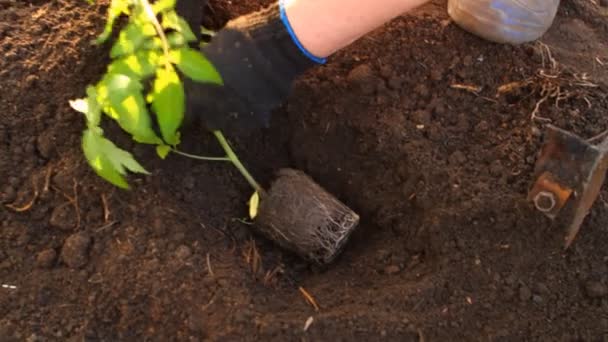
[182,0,430,131]
[283,0,430,58]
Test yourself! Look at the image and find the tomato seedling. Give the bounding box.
[71,0,360,264]
[70,0,262,206]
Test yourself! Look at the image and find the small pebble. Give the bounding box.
[585,280,607,299]
[463,55,474,66]
[475,120,489,132]
[412,109,431,125]
[61,232,91,269]
[175,245,192,260]
[489,160,503,177]
[376,249,391,262]
[534,282,549,295]
[36,249,57,269]
[347,64,382,95]
[388,76,403,90]
[449,151,467,165]
[2,186,16,202]
[384,265,400,275]
[504,274,516,286]
[532,295,543,304]
[519,285,532,301]
[49,205,76,231]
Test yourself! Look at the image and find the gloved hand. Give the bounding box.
[182,2,325,132]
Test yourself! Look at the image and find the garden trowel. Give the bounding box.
[528,124,608,248]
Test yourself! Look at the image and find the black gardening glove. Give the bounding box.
[182,2,324,132]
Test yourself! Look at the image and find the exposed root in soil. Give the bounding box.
[243,238,263,278]
[298,286,320,312]
[101,193,110,222]
[42,166,53,193]
[263,265,283,286]
[206,252,215,278]
[5,177,39,212]
[498,41,599,123]
[450,83,482,95]
[52,179,81,230]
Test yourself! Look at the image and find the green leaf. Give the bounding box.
[152,0,176,14]
[156,145,171,159]
[107,50,161,79]
[167,32,187,48]
[70,86,102,127]
[142,37,163,51]
[97,74,162,144]
[151,66,184,145]
[249,191,260,219]
[110,21,157,58]
[95,0,130,44]
[169,48,222,84]
[82,129,149,189]
[162,11,196,42]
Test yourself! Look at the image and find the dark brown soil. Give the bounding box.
[2,0,608,340]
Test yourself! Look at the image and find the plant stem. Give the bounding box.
[172,149,231,162]
[139,0,171,68]
[213,130,263,194]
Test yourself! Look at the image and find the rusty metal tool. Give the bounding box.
[528,124,608,248]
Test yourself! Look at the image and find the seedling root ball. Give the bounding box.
[255,168,360,264]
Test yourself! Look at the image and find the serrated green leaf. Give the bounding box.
[169,48,222,84]
[151,66,184,145]
[249,191,260,219]
[82,129,149,189]
[95,0,130,44]
[162,11,196,42]
[156,145,171,159]
[108,50,161,79]
[97,74,162,144]
[110,21,157,58]
[152,0,176,13]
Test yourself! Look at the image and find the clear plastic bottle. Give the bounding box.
[447,0,560,44]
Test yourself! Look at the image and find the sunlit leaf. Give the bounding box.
[167,32,187,47]
[169,48,222,84]
[110,21,157,58]
[95,0,130,44]
[156,145,171,159]
[151,66,184,145]
[97,74,162,144]
[108,50,161,79]
[142,37,163,51]
[152,0,176,14]
[249,191,260,219]
[82,129,149,189]
[162,11,196,42]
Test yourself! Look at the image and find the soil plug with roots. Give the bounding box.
[213,131,360,265]
[255,169,360,264]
